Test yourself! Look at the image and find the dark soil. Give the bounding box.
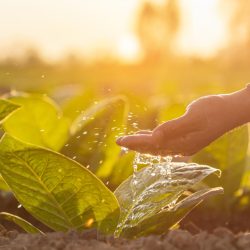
[1,227,250,250]
[1,193,250,250]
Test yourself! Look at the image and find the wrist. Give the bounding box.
[222,85,250,128]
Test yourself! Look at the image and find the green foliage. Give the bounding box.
[159,101,187,122]
[0,98,20,191]
[118,187,223,238]
[0,99,20,123]
[3,93,70,151]
[0,94,224,237]
[109,151,135,189]
[0,175,10,191]
[0,212,44,234]
[0,134,119,234]
[61,96,128,179]
[62,89,95,122]
[193,125,249,210]
[114,162,222,237]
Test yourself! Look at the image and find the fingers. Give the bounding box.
[116,134,155,153]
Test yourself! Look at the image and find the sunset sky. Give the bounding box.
[0,0,229,62]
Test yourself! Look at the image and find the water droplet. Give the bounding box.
[18,204,22,209]
[72,156,77,160]
[82,131,88,135]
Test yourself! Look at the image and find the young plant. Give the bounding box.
[0,93,223,237]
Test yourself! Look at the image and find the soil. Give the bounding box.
[1,193,250,250]
[1,227,250,250]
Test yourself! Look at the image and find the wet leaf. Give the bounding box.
[120,187,223,238]
[3,93,70,151]
[0,212,44,234]
[114,162,221,237]
[61,96,128,178]
[0,134,119,233]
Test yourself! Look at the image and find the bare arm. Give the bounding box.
[117,84,250,156]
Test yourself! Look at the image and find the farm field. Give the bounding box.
[1,1,250,249]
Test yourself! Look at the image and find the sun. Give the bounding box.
[116,34,141,63]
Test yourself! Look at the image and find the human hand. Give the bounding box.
[117,95,234,156]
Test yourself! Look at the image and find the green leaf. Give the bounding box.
[120,187,223,238]
[114,162,221,237]
[0,212,44,234]
[0,175,10,191]
[159,101,187,122]
[0,99,20,191]
[3,93,70,151]
[0,99,20,123]
[193,125,248,207]
[0,134,119,234]
[62,89,95,122]
[61,96,128,178]
[109,151,135,189]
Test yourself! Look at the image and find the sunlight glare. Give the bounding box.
[117,34,141,63]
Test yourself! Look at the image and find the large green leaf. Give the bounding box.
[0,212,44,234]
[0,98,20,190]
[119,187,223,238]
[193,125,248,208]
[0,99,20,123]
[0,134,119,234]
[3,93,70,151]
[114,161,221,237]
[61,96,128,178]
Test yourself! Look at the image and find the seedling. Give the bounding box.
[0,94,223,237]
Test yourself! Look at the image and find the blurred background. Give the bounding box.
[0,0,250,128]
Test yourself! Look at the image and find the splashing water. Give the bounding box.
[130,153,173,201]
[114,152,174,237]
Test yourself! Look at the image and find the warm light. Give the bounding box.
[178,0,228,57]
[116,34,141,63]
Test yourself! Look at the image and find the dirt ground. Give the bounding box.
[1,226,250,250]
[1,193,250,250]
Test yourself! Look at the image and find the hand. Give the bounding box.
[117,95,234,156]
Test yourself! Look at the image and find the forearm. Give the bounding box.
[222,84,250,129]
